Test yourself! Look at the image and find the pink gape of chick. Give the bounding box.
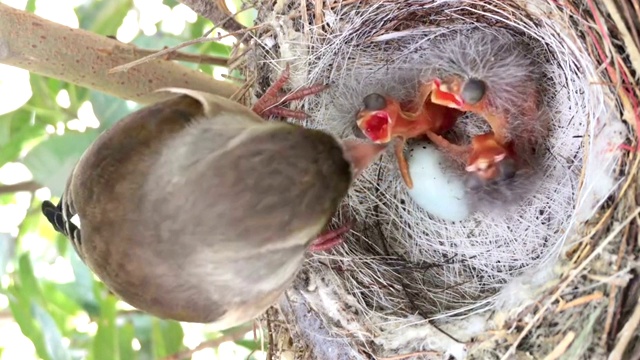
[355,80,465,188]
[252,64,351,251]
[426,76,520,183]
[355,76,525,189]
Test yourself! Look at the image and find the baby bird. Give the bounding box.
[41,73,386,329]
[355,80,464,188]
[426,29,547,184]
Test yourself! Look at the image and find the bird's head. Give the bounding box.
[355,93,403,144]
[431,76,487,110]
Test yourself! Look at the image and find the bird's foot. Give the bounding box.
[394,139,413,189]
[252,64,329,120]
[425,131,471,161]
[308,224,351,252]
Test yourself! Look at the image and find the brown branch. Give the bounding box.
[108,24,262,74]
[0,181,42,194]
[132,47,229,67]
[0,3,239,105]
[161,324,254,360]
[608,296,640,360]
[178,0,247,32]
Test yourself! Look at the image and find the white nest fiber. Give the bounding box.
[253,0,629,358]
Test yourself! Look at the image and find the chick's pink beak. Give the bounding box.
[356,111,393,143]
[431,78,464,108]
[341,139,388,178]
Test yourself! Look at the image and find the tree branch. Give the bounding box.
[178,0,247,32]
[0,3,240,105]
[0,181,42,194]
[132,47,229,67]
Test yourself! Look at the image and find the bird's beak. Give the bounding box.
[341,139,388,179]
[430,78,464,109]
[355,110,394,143]
[465,134,509,180]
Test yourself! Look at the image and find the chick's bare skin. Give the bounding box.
[355,81,463,188]
[41,90,382,329]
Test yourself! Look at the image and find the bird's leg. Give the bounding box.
[308,224,351,252]
[425,130,471,162]
[481,111,509,143]
[252,64,329,120]
[394,139,414,188]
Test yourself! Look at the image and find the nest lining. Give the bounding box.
[247,0,631,358]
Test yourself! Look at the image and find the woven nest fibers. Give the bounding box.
[245,0,637,359]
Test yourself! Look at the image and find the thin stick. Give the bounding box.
[608,297,640,360]
[556,291,604,312]
[109,24,263,74]
[601,224,630,347]
[132,47,229,66]
[379,350,440,360]
[602,0,640,84]
[300,0,309,36]
[542,331,576,360]
[315,0,324,27]
[0,181,42,194]
[501,207,640,360]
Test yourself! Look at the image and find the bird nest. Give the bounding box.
[240,0,640,359]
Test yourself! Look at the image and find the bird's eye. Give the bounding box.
[461,79,487,105]
[362,93,387,110]
[497,158,517,181]
[464,173,486,190]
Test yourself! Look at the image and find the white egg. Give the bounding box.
[405,141,470,222]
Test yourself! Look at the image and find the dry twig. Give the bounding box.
[543,331,576,360]
[108,24,264,74]
[0,181,42,194]
[502,207,640,360]
[608,296,640,360]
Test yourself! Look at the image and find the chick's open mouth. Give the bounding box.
[357,111,392,143]
[431,79,464,108]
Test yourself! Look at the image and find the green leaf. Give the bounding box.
[189,17,209,39]
[230,0,257,27]
[151,319,167,358]
[7,287,51,360]
[235,339,261,351]
[90,295,118,360]
[57,251,100,317]
[131,34,185,52]
[0,233,14,279]
[40,281,83,318]
[76,0,133,36]
[130,314,154,360]
[22,131,98,197]
[0,109,47,168]
[25,0,36,13]
[17,253,43,301]
[117,322,137,360]
[32,302,72,360]
[29,75,60,112]
[17,206,45,240]
[0,113,10,146]
[89,91,136,128]
[55,233,69,258]
[198,41,233,58]
[151,320,183,358]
